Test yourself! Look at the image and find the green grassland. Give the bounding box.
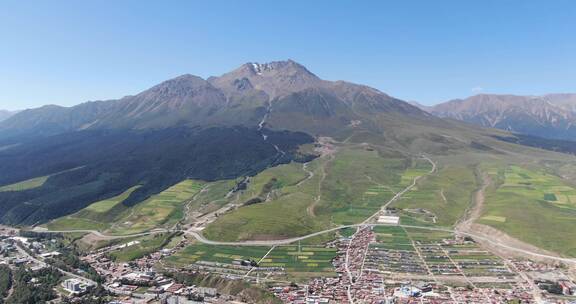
[85,186,142,213]
[263,246,337,276]
[237,162,309,203]
[177,179,237,227]
[203,145,425,241]
[47,186,141,231]
[393,166,477,227]
[203,158,330,241]
[317,147,409,225]
[0,167,84,192]
[0,175,49,192]
[480,165,576,257]
[203,191,329,241]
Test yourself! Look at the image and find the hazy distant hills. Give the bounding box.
[0,110,17,122]
[424,94,576,141]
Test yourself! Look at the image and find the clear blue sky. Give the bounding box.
[1,0,575,110]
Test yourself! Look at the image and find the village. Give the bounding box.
[1,223,576,304]
[269,226,576,304]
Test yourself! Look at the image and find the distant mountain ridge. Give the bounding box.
[0,60,428,139]
[0,110,18,122]
[425,94,576,141]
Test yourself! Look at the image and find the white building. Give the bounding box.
[377,215,400,225]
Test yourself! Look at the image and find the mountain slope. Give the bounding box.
[428,94,576,141]
[0,110,17,122]
[0,60,433,141]
[0,60,437,226]
[3,60,576,259]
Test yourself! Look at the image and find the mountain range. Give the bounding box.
[421,94,576,141]
[0,60,569,227]
[0,110,17,122]
[0,60,448,225]
[0,60,424,139]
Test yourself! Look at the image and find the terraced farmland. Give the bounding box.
[109,180,204,234]
[48,180,204,235]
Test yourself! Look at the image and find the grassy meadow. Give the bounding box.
[203,145,429,241]
[0,175,49,192]
[393,166,477,227]
[480,165,576,256]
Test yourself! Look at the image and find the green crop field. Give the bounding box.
[480,165,576,257]
[262,246,337,276]
[164,243,336,279]
[164,244,272,267]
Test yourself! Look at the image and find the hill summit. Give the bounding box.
[0,60,428,138]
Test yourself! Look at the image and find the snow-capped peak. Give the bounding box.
[251,63,263,75]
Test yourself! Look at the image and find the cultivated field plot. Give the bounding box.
[165,244,272,266]
[367,227,514,280]
[48,180,204,234]
[263,246,337,274]
[109,180,204,234]
[481,165,576,256]
[164,243,337,279]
